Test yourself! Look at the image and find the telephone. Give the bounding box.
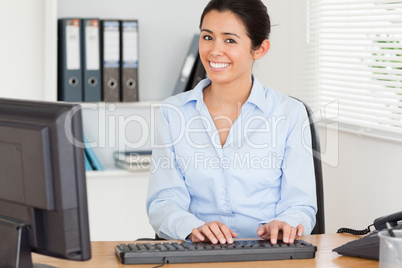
[333,211,402,260]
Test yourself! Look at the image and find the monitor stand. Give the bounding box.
[0,216,55,268]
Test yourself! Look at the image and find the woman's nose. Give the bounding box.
[210,41,224,57]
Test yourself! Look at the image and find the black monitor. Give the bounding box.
[0,98,91,267]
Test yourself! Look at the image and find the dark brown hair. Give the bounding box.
[199,0,271,50]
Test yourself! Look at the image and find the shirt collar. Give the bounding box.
[177,78,210,107]
[245,75,267,114]
[178,75,267,113]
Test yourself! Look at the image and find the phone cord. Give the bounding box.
[336,224,374,235]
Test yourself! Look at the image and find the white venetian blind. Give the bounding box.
[308,0,402,135]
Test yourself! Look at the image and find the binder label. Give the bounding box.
[122,21,138,68]
[103,21,120,68]
[66,19,81,70]
[85,20,100,70]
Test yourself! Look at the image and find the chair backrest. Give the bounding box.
[292,97,325,234]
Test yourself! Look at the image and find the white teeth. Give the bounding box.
[210,61,229,69]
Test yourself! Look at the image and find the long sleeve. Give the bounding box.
[260,102,317,234]
[146,103,204,240]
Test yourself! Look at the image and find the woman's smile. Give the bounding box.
[209,60,231,71]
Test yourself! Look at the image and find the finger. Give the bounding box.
[191,228,205,242]
[289,227,297,244]
[258,224,272,240]
[230,229,238,238]
[269,221,280,244]
[218,224,234,244]
[199,225,218,244]
[296,224,304,237]
[209,222,227,244]
[257,225,266,237]
[281,223,291,244]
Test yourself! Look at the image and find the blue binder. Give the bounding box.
[58,18,83,102]
[81,18,102,102]
[84,153,93,171]
[83,134,104,171]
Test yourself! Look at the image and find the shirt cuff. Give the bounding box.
[175,217,205,241]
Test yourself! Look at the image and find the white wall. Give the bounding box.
[256,0,293,94]
[0,0,57,101]
[320,126,402,233]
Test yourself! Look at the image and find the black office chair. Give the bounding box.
[292,97,325,234]
[148,98,325,241]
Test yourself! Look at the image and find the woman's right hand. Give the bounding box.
[187,220,238,244]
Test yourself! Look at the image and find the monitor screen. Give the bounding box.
[0,98,91,267]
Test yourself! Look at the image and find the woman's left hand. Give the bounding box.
[256,220,303,244]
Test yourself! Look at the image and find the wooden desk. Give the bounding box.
[32,233,378,267]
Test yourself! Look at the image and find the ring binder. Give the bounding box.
[173,34,202,95]
[121,20,139,102]
[58,18,83,102]
[81,18,102,102]
[101,20,121,102]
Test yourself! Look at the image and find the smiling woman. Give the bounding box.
[146,0,318,248]
[199,10,270,146]
[199,11,266,88]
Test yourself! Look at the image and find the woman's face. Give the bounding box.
[199,10,256,87]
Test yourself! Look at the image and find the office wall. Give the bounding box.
[0,0,57,101]
[320,127,402,233]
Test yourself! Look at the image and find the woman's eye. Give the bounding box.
[203,35,213,41]
[225,39,236,44]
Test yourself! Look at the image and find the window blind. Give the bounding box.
[308,0,402,135]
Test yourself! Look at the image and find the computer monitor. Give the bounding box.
[0,98,91,267]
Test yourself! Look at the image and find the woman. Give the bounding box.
[146,0,317,245]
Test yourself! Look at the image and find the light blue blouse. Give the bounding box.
[146,76,317,240]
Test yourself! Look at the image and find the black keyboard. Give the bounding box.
[115,239,317,265]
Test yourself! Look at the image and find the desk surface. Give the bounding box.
[32,233,378,267]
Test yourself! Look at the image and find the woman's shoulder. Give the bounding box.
[262,86,305,116]
[162,90,193,106]
[252,76,302,111]
[162,78,210,107]
[266,87,302,106]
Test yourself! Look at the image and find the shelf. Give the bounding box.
[78,101,162,109]
[86,168,150,179]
